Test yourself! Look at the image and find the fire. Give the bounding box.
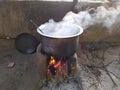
[47,56,67,76]
[54,60,61,69]
[49,56,61,69]
[49,56,55,65]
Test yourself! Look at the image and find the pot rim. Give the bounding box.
[37,23,83,38]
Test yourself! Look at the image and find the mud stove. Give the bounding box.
[40,49,77,77]
[36,23,83,78]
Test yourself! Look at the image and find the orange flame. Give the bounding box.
[49,56,55,65]
[48,56,67,76]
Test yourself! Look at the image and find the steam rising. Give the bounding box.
[39,21,82,37]
[63,4,120,30]
[38,3,120,37]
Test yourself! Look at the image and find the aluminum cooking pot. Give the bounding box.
[37,23,83,58]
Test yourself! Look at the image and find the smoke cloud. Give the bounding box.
[39,20,82,37]
[63,3,120,30]
[38,3,120,37]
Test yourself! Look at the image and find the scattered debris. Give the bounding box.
[7,61,15,68]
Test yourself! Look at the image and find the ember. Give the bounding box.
[47,56,67,76]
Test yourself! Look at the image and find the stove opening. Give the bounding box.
[47,54,77,77]
[47,56,67,76]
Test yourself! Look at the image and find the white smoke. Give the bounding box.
[39,20,82,37]
[38,3,120,37]
[63,4,120,30]
[63,11,93,29]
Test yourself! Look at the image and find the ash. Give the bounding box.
[40,76,83,90]
[37,67,83,90]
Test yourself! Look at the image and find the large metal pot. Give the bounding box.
[37,23,83,58]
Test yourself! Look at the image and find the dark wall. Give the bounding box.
[0,1,119,42]
[0,1,73,37]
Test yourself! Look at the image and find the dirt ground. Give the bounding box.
[0,39,40,90]
[0,39,120,90]
[78,42,120,90]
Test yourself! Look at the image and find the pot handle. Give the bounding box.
[30,20,44,34]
